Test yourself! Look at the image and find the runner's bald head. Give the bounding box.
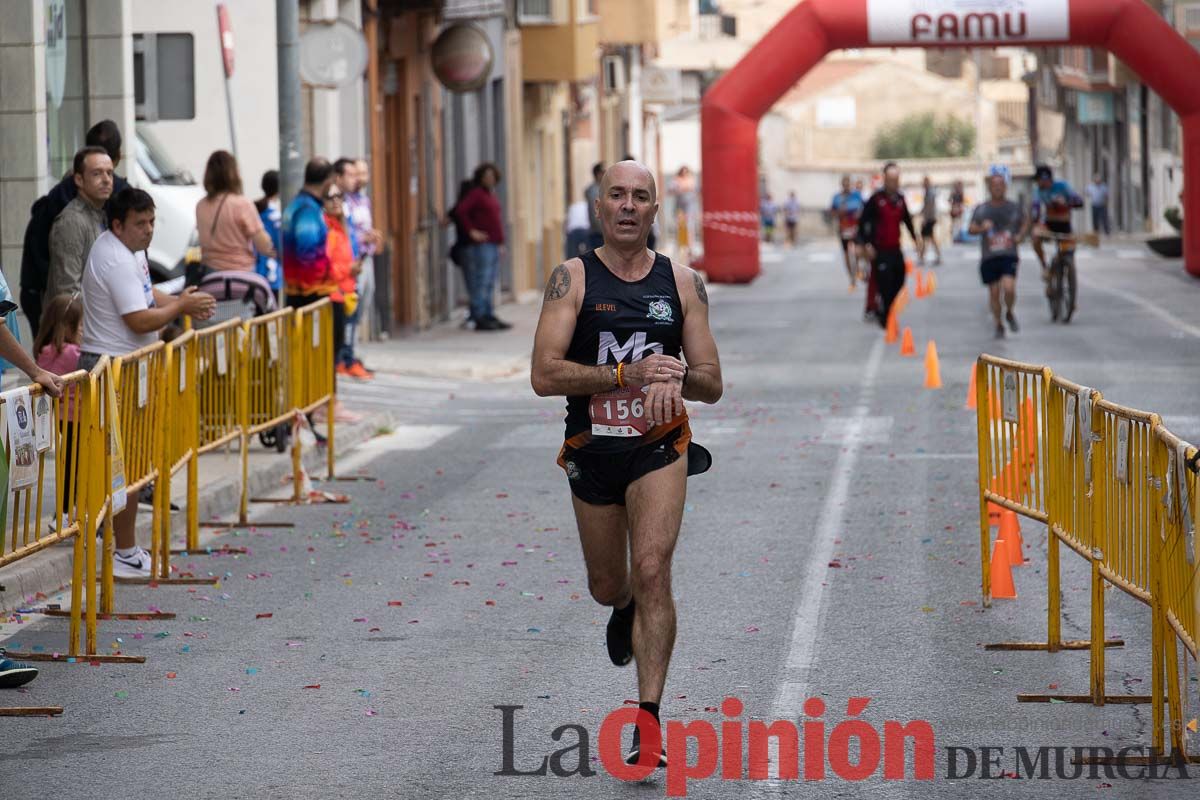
[601,160,657,203]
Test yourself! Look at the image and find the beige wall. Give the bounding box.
[522,19,598,83]
[521,83,569,291]
[780,62,998,167]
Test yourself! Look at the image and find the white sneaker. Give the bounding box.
[112,546,152,578]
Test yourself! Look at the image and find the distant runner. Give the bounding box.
[917,175,942,266]
[857,162,920,327]
[530,161,723,769]
[969,173,1029,338]
[830,175,864,292]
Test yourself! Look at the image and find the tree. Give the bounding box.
[873,113,976,159]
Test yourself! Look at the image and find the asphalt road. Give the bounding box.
[2,237,1199,799]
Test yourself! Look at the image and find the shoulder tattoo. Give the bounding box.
[692,271,708,306]
[544,264,571,301]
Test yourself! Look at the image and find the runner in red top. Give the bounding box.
[856,162,921,327]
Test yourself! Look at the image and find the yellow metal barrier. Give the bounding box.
[0,372,89,663]
[1151,424,1199,757]
[293,299,336,483]
[105,343,168,599]
[241,308,295,514]
[975,355,1050,606]
[155,331,199,576]
[195,318,245,457]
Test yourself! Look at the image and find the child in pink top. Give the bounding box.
[34,294,83,517]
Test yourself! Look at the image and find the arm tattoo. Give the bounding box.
[692,271,709,306]
[544,264,571,301]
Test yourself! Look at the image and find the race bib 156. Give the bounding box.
[589,386,649,437]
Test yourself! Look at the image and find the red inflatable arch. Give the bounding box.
[700,0,1200,282]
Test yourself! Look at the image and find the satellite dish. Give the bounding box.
[298,19,368,89]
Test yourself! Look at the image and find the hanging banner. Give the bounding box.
[867,0,1069,45]
[106,377,128,515]
[2,388,38,489]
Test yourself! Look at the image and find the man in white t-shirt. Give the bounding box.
[80,188,215,577]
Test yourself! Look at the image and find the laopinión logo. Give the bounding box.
[495,697,1193,797]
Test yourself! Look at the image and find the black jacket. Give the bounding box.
[856,189,916,249]
[19,172,130,295]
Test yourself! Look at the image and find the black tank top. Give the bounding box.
[563,249,686,453]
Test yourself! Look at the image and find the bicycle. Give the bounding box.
[1037,231,1077,324]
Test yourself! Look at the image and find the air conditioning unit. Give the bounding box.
[602,55,626,94]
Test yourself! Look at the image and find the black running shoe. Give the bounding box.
[625,726,668,769]
[606,600,635,666]
[1006,311,1020,333]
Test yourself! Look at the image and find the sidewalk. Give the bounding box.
[0,409,393,615]
[355,292,541,381]
[0,294,550,613]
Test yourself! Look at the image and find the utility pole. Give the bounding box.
[277,0,303,209]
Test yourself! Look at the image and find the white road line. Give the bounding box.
[757,336,885,788]
[1087,281,1200,339]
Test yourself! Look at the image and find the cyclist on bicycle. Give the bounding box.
[1030,165,1083,280]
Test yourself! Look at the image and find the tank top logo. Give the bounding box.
[596,331,663,365]
[647,299,674,323]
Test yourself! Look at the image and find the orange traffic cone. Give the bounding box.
[904,258,914,276]
[927,272,938,295]
[1000,510,1025,566]
[966,365,978,410]
[923,341,942,389]
[899,327,916,356]
[885,312,899,344]
[991,534,1017,599]
[914,272,927,298]
[894,287,910,315]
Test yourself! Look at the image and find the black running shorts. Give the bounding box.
[558,424,696,506]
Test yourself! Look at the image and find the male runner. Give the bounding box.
[969,172,1029,338]
[531,161,723,768]
[857,162,921,327]
[830,175,864,291]
[917,175,942,266]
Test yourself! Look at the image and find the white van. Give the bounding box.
[127,124,202,289]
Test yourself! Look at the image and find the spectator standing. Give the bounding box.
[79,188,215,577]
[670,166,697,259]
[282,158,360,423]
[585,162,605,251]
[783,191,801,247]
[343,158,381,371]
[565,199,590,260]
[760,193,778,242]
[446,178,475,326]
[350,158,381,343]
[21,120,128,336]
[323,186,368,380]
[453,163,510,331]
[254,170,283,292]
[195,150,275,273]
[47,147,114,301]
[1088,174,1111,236]
[34,293,83,519]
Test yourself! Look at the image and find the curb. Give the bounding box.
[0,411,393,615]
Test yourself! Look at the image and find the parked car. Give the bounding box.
[128,124,202,292]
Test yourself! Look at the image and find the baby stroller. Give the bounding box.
[192,271,290,452]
